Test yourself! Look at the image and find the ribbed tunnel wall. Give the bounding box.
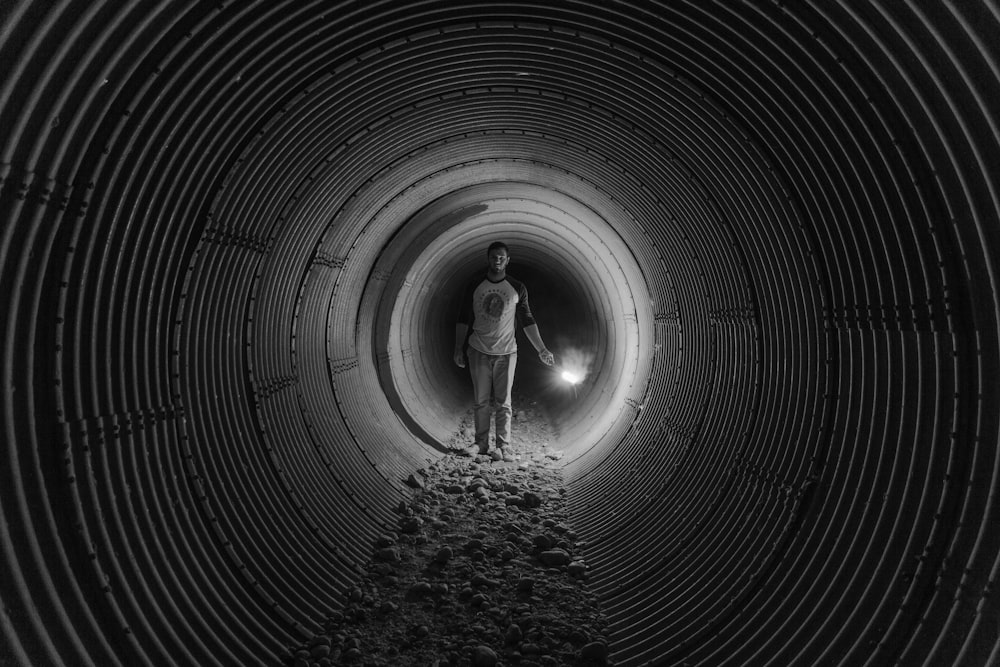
[2,2,998,665]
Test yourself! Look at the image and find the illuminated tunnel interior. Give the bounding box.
[1,2,998,665]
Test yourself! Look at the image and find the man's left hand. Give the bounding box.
[539,349,555,366]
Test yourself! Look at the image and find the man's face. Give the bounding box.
[488,248,509,272]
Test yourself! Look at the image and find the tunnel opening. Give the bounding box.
[367,181,648,462]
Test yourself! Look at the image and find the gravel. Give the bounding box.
[284,395,612,666]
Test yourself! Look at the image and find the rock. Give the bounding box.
[406,473,425,489]
[375,547,399,563]
[580,640,609,663]
[506,623,523,644]
[516,577,535,593]
[471,645,498,666]
[434,546,453,564]
[309,643,330,659]
[522,491,543,508]
[521,642,542,655]
[399,516,422,533]
[408,581,433,597]
[538,549,571,567]
[532,534,554,550]
[445,484,465,494]
[471,573,500,588]
[533,613,556,627]
[569,561,588,578]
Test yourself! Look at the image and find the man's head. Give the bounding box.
[486,241,510,275]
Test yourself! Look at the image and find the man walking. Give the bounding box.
[454,241,554,459]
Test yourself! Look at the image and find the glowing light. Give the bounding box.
[560,370,582,385]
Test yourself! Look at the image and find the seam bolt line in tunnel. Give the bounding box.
[1,1,998,665]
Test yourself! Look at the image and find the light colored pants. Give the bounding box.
[468,347,517,450]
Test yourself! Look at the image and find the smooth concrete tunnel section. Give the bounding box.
[1,2,998,666]
[370,181,647,461]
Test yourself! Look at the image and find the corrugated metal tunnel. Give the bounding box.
[2,1,998,665]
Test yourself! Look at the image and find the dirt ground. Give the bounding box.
[284,392,612,666]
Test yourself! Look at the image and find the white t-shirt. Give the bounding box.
[458,274,536,355]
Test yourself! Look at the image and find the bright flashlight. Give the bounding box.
[560,370,582,385]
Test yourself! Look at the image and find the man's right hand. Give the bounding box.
[454,349,466,368]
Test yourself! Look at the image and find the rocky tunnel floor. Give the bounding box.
[285,394,613,666]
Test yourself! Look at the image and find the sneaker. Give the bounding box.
[492,448,515,463]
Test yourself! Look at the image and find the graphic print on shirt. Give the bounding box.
[481,289,506,320]
[459,275,534,356]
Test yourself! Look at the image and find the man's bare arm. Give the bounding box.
[523,324,554,365]
[454,323,469,367]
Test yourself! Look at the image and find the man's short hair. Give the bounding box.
[487,241,509,256]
